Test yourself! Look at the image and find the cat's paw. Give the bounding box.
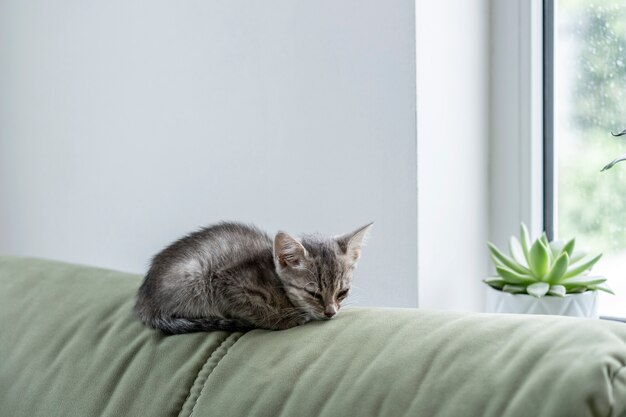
[272,316,310,330]
[296,316,312,326]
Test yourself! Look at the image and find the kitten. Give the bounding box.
[135,221,372,334]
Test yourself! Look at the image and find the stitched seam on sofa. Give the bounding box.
[608,363,626,417]
[177,332,243,417]
[174,333,231,417]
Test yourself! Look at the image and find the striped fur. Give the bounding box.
[135,221,372,334]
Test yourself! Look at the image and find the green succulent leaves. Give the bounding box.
[544,252,569,284]
[528,239,550,278]
[519,223,532,264]
[563,254,603,279]
[562,238,576,257]
[527,282,550,298]
[487,243,529,275]
[495,266,533,284]
[548,285,566,297]
[484,223,610,298]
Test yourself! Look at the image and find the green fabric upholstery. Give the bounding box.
[1,256,625,417]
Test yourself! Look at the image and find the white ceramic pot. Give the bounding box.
[485,286,598,318]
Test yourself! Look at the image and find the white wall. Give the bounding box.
[0,0,417,307]
[416,0,491,311]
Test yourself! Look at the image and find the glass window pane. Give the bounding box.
[556,0,626,316]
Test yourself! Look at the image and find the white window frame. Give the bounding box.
[489,0,546,249]
[415,0,545,312]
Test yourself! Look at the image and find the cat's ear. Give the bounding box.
[336,223,373,263]
[274,231,308,269]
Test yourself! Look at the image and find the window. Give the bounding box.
[550,0,626,316]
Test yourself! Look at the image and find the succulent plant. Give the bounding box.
[484,223,613,298]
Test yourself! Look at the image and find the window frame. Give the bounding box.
[489,0,545,250]
[543,0,556,241]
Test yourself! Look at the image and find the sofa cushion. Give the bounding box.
[0,257,234,417]
[200,309,626,417]
[1,256,625,417]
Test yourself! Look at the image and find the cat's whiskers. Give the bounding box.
[349,284,365,292]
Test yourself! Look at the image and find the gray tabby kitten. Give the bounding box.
[135,221,372,334]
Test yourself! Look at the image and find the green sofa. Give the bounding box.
[1,256,625,417]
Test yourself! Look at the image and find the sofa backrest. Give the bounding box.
[1,256,626,417]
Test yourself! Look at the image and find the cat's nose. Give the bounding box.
[324,304,337,318]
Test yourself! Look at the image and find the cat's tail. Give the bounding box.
[141,315,254,335]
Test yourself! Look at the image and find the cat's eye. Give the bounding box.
[306,289,323,301]
[337,289,349,299]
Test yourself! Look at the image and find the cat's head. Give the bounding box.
[273,223,373,321]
